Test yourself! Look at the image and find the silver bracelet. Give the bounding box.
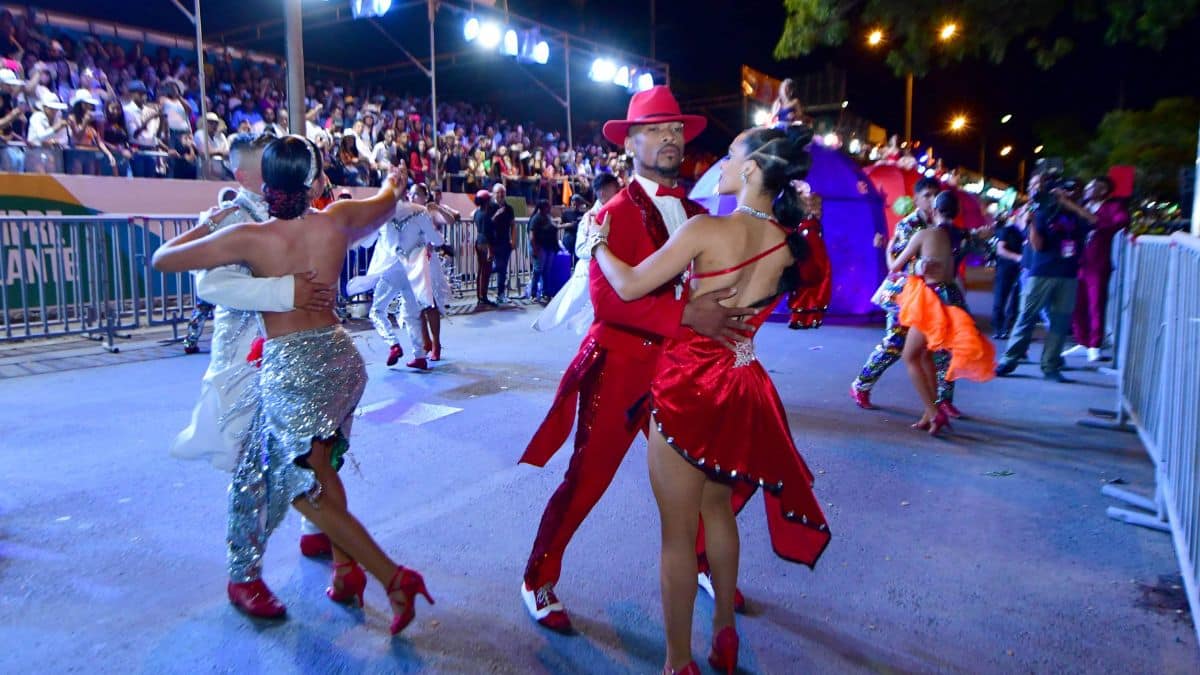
[586,230,609,256]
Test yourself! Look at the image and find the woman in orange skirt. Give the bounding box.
[891,192,995,434]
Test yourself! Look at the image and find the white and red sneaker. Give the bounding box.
[697,570,747,614]
[521,582,573,634]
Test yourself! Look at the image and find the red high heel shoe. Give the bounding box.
[429,344,441,361]
[387,566,435,635]
[663,662,700,675]
[911,416,931,430]
[928,410,952,436]
[326,561,366,607]
[708,626,739,675]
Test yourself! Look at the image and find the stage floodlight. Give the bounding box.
[635,72,655,92]
[373,0,391,14]
[503,29,519,56]
[464,17,480,42]
[849,138,862,154]
[479,22,502,49]
[532,41,550,64]
[590,58,616,83]
[614,66,631,88]
[752,108,770,126]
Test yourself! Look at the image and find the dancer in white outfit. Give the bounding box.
[348,194,443,371]
[408,184,455,361]
[533,173,621,334]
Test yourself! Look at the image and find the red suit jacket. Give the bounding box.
[521,179,708,466]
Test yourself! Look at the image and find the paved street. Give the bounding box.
[0,294,1194,674]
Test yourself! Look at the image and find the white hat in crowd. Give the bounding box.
[69,88,101,107]
[40,92,68,110]
[205,112,221,123]
[0,68,21,85]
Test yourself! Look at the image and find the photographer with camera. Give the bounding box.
[996,171,1093,382]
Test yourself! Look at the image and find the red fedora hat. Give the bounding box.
[602,85,707,145]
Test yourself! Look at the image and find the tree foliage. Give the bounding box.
[775,0,1199,76]
[1058,98,1200,200]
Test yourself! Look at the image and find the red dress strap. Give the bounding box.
[694,239,790,279]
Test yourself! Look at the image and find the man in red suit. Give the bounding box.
[519,87,754,633]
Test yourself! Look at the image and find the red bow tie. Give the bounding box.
[655,183,687,200]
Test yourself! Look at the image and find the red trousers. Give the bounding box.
[1073,266,1111,349]
[522,339,751,589]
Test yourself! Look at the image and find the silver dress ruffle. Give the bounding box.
[226,324,366,581]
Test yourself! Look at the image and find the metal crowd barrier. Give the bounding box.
[1,215,140,350]
[339,215,534,311]
[1094,232,1200,647]
[3,212,542,348]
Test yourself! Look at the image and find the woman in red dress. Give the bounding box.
[589,125,830,675]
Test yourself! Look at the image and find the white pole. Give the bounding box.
[429,0,439,188]
[564,37,572,148]
[1192,123,1199,237]
[284,0,305,135]
[193,0,210,170]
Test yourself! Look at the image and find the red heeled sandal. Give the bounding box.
[928,410,952,436]
[708,626,739,675]
[387,566,435,635]
[663,662,700,675]
[326,561,366,607]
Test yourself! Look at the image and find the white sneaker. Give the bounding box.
[1087,347,1103,362]
[520,581,572,633]
[697,571,716,600]
[1061,344,1085,357]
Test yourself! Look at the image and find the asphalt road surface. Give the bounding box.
[1,296,1194,674]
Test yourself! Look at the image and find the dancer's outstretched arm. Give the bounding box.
[591,213,706,302]
[889,229,927,274]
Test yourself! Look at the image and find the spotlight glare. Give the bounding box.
[463,17,480,42]
[532,40,550,64]
[589,58,617,83]
[614,66,631,88]
[867,29,885,46]
[752,108,770,126]
[999,145,1013,157]
[939,22,958,41]
[1034,144,1044,154]
[635,72,655,92]
[1000,113,1013,124]
[502,29,519,56]
[949,115,968,132]
[479,22,502,49]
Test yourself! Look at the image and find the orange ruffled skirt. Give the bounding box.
[897,276,996,382]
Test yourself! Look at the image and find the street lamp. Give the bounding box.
[949,115,968,132]
[868,26,956,145]
[999,145,1012,157]
[1000,113,1012,124]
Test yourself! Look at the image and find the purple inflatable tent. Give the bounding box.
[688,144,887,319]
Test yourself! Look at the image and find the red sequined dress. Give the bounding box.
[646,239,831,568]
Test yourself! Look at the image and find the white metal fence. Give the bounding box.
[1097,232,1200,646]
[2,214,534,347]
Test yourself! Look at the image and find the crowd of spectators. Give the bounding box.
[0,9,641,203]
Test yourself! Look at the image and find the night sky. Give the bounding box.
[25,0,1200,184]
[521,0,1200,185]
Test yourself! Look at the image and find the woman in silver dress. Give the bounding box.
[153,135,433,635]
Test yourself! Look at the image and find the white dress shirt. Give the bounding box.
[632,173,688,234]
[26,111,68,146]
